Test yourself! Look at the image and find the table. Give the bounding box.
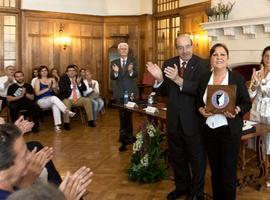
[112,102,166,130]
[239,123,270,190]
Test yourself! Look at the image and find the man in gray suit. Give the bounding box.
[110,42,138,151]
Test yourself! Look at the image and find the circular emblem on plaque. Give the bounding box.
[211,89,230,109]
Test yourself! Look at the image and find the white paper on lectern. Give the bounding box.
[242,120,258,131]
[125,101,137,108]
[143,106,158,114]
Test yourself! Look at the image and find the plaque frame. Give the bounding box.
[206,85,236,114]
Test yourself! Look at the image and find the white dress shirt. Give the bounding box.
[203,72,229,129]
[0,75,16,97]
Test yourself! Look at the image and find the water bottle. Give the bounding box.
[148,94,154,105]
[130,93,135,102]
[124,90,129,104]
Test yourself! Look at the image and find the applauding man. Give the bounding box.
[110,42,138,152]
[7,71,40,133]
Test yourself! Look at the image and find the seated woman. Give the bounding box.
[83,71,104,121]
[34,65,75,132]
[49,68,60,95]
[30,68,38,88]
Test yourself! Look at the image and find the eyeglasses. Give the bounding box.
[176,44,192,51]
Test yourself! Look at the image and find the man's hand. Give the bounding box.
[14,116,34,134]
[127,63,133,72]
[76,76,82,84]
[112,64,119,73]
[164,64,183,86]
[59,166,93,200]
[146,62,163,82]
[18,146,54,188]
[20,88,26,97]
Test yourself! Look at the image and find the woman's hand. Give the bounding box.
[251,68,261,86]
[198,106,213,118]
[223,106,241,118]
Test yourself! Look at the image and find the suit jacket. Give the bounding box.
[59,74,86,100]
[197,70,251,137]
[110,57,138,99]
[156,54,209,135]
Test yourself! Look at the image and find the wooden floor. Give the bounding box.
[24,108,270,200]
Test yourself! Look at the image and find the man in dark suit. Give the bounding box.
[59,64,95,130]
[110,42,138,152]
[146,35,209,200]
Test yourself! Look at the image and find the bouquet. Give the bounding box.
[127,123,167,183]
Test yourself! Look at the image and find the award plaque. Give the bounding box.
[206,85,236,114]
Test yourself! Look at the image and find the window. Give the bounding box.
[0,0,16,8]
[156,0,179,13]
[156,15,180,67]
[0,0,19,71]
[4,15,16,67]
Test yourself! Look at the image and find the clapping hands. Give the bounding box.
[59,166,93,200]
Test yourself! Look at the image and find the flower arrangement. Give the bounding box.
[205,1,235,21]
[127,123,167,183]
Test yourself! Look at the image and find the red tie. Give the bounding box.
[72,85,78,104]
[179,61,186,78]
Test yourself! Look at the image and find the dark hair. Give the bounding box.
[261,46,270,66]
[0,124,22,170]
[7,182,65,200]
[14,71,24,76]
[38,65,49,78]
[66,64,78,72]
[209,43,229,57]
[32,68,38,78]
[49,68,59,81]
[80,68,86,72]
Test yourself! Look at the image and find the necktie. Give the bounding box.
[72,85,78,104]
[179,61,186,78]
[122,60,126,68]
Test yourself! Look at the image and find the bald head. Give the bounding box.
[175,34,193,61]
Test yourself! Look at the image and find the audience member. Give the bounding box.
[80,68,87,80]
[0,123,93,200]
[0,66,15,111]
[197,43,251,200]
[34,65,75,133]
[248,46,270,185]
[49,68,60,94]
[0,123,52,199]
[110,42,138,152]
[146,35,209,200]
[59,64,95,130]
[30,68,38,88]
[83,71,104,121]
[7,182,65,200]
[7,71,40,133]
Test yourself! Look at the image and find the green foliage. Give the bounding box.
[127,123,167,183]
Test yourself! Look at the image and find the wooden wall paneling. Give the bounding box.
[21,11,153,98]
[81,38,90,68]
[70,37,82,68]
